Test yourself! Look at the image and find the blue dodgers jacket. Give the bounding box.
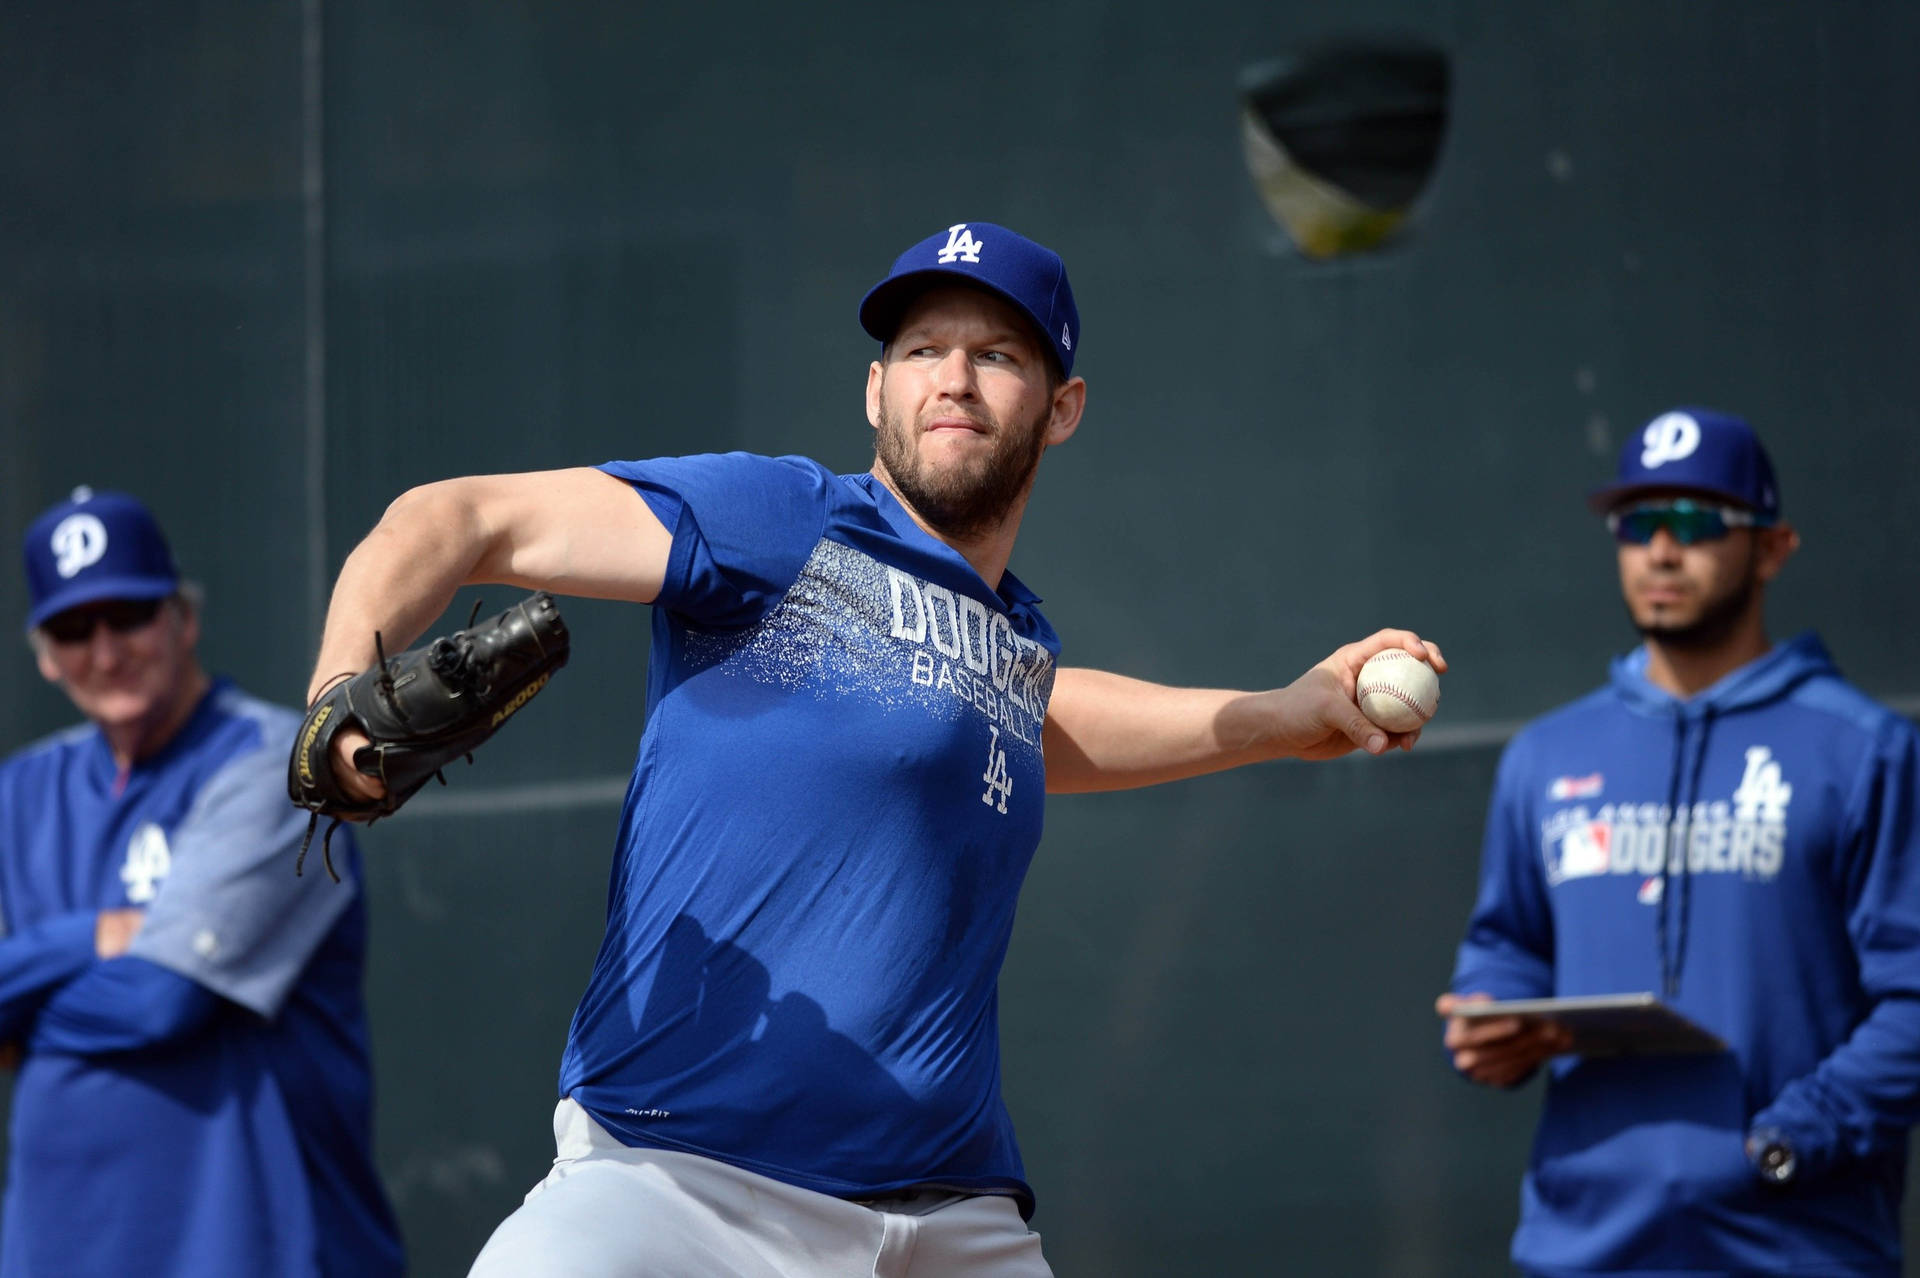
[0,683,402,1278]
[1452,633,1920,1277]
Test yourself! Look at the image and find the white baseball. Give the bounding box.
[1355,649,1440,734]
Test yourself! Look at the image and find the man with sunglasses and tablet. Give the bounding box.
[1437,409,1920,1277]
[0,488,403,1276]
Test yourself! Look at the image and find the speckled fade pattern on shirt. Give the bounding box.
[682,537,1054,758]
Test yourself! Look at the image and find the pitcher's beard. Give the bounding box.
[874,404,1051,540]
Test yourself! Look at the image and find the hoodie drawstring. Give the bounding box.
[1657,706,1717,998]
[1656,716,1686,998]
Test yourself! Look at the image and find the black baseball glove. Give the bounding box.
[289,592,570,879]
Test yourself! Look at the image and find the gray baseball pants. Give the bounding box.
[467,1099,1054,1277]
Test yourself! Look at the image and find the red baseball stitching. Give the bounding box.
[1359,682,1430,718]
[1359,655,1433,721]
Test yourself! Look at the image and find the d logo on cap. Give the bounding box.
[51,514,108,579]
[22,488,183,633]
[1641,412,1702,469]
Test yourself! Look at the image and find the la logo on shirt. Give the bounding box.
[120,822,172,903]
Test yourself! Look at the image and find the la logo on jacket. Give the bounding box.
[120,822,172,903]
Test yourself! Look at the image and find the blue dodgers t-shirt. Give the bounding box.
[564,453,1060,1213]
[0,684,402,1278]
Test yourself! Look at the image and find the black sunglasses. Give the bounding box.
[41,597,168,644]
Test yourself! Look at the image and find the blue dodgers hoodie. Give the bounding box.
[1453,633,1920,1277]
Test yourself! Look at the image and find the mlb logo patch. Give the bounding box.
[1550,772,1605,801]
[1557,820,1612,878]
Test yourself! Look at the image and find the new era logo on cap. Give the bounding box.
[859,221,1081,378]
[1588,408,1780,518]
[22,487,181,630]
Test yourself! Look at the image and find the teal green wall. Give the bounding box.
[5,3,1919,1273]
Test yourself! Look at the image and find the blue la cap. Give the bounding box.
[858,221,1080,378]
[23,487,181,630]
[1587,408,1781,519]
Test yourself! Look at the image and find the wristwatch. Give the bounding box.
[1746,1128,1797,1186]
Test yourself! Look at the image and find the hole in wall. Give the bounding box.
[1240,40,1451,260]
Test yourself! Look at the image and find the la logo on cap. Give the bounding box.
[936,224,984,264]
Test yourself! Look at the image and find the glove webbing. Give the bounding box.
[296,814,345,883]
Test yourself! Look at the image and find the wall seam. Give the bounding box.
[386,696,1920,821]
[300,0,328,653]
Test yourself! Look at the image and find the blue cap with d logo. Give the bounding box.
[1586,408,1781,518]
[858,221,1081,378]
[22,487,181,630]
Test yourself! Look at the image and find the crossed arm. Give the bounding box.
[0,908,219,1068]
